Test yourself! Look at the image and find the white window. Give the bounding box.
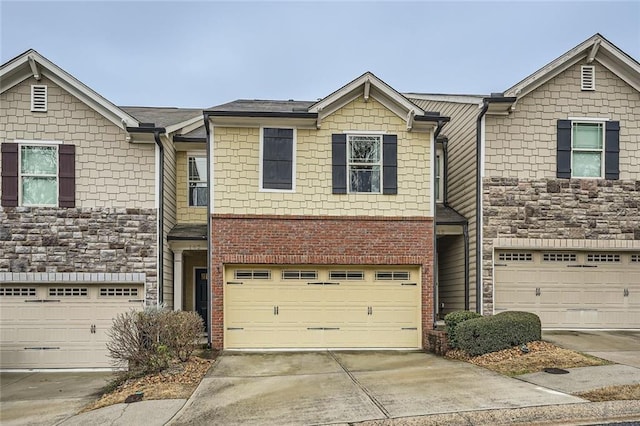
[435,149,444,202]
[20,144,58,206]
[31,85,47,112]
[348,134,381,193]
[188,156,208,207]
[572,122,604,178]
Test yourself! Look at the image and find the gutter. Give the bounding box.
[127,126,166,305]
[203,112,213,348]
[475,101,489,314]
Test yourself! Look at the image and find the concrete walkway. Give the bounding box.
[543,329,640,367]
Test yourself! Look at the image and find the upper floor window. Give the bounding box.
[20,144,58,206]
[261,128,294,191]
[435,150,444,202]
[571,122,604,178]
[1,142,75,208]
[348,134,381,193]
[557,119,619,180]
[188,156,208,207]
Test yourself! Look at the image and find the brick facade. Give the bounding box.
[211,214,435,349]
[482,178,640,312]
[0,207,158,304]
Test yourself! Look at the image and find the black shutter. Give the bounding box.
[1,143,19,207]
[604,121,620,180]
[262,128,293,190]
[332,134,347,194]
[382,134,397,194]
[557,120,572,178]
[58,144,75,207]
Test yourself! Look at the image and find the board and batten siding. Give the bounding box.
[410,97,481,314]
[213,95,433,218]
[0,76,156,208]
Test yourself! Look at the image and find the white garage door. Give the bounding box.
[494,251,640,328]
[0,284,144,369]
[224,265,421,349]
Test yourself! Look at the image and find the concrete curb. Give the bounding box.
[355,400,640,425]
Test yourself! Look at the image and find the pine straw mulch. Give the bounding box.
[81,355,215,413]
[445,340,611,376]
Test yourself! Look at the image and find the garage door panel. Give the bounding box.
[224,266,421,349]
[0,284,143,369]
[495,251,639,328]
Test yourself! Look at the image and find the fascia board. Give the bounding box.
[595,51,640,92]
[165,115,204,135]
[28,51,138,129]
[209,116,317,129]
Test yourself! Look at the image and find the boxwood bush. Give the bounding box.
[444,310,482,349]
[456,311,541,356]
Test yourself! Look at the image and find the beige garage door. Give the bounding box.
[0,284,144,369]
[224,266,421,349]
[494,251,640,328]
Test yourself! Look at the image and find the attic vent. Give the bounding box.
[581,66,595,91]
[31,85,47,112]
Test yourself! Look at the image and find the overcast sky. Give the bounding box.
[1,1,639,108]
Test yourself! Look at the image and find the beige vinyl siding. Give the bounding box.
[485,62,640,180]
[163,135,177,308]
[176,151,207,223]
[410,98,480,312]
[213,95,433,217]
[0,76,155,208]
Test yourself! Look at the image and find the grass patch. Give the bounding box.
[578,384,640,402]
[446,341,610,376]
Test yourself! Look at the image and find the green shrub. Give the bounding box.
[456,311,541,356]
[107,307,204,373]
[444,310,482,349]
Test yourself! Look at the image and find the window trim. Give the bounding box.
[18,142,59,207]
[187,154,208,208]
[346,133,383,194]
[435,148,444,203]
[570,120,606,178]
[259,127,296,193]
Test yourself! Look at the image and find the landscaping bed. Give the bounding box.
[82,354,215,412]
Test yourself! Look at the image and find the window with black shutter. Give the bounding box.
[556,120,619,180]
[1,142,75,207]
[262,128,294,190]
[331,133,397,194]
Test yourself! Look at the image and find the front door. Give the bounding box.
[195,268,209,331]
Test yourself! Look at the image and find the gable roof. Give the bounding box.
[1,49,140,130]
[309,72,429,130]
[504,33,640,98]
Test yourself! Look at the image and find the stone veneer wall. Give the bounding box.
[0,207,158,304]
[482,178,640,312]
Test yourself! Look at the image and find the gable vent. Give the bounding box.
[31,85,48,112]
[581,66,595,91]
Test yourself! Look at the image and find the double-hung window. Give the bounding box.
[348,134,381,193]
[557,119,619,180]
[261,128,294,191]
[571,122,604,178]
[20,144,58,206]
[188,156,208,207]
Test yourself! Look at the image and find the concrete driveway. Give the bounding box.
[0,371,111,426]
[543,330,640,367]
[170,351,583,425]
